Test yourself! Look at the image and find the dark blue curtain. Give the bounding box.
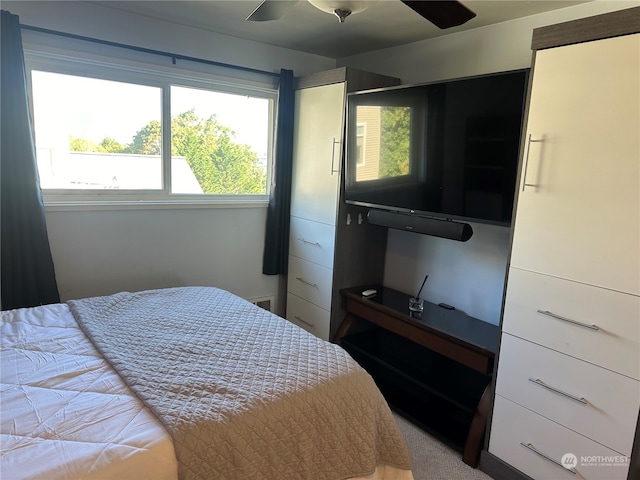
[262,69,294,275]
[1,10,60,310]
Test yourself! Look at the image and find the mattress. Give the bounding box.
[0,302,179,480]
[1,287,413,480]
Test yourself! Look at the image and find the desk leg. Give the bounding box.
[333,313,358,346]
[462,383,493,468]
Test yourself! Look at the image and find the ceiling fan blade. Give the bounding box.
[401,0,476,29]
[246,0,298,21]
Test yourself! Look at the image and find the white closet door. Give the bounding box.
[290,82,345,226]
[510,33,640,295]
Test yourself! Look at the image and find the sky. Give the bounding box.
[31,70,270,155]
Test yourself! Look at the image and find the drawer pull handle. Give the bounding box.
[294,315,314,327]
[298,237,321,247]
[296,277,319,289]
[537,310,600,331]
[520,442,576,474]
[528,378,588,405]
[522,134,544,191]
[331,138,341,175]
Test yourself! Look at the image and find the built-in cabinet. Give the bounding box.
[486,8,639,480]
[285,68,399,340]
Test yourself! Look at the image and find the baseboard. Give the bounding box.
[480,450,534,480]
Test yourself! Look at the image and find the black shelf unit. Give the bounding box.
[341,327,491,451]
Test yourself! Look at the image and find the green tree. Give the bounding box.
[379,106,410,178]
[68,110,266,194]
[127,120,162,155]
[99,137,126,153]
[69,136,100,152]
[69,136,125,153]
[132,110,265,194]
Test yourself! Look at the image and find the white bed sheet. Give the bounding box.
[0,303,178,480]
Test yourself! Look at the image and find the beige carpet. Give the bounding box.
[393,413,493,480]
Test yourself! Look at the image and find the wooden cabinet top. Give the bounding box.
[340,285,499,359]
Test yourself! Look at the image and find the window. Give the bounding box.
[32,71,164,191]
[27,53,276,206]
[170,86,270,195]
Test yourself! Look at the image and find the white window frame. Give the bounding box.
[25,49,277,210]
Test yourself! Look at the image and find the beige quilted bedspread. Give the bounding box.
[68,287,412,480]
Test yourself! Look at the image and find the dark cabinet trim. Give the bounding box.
[294,66,400,92]
[532,6,640,51]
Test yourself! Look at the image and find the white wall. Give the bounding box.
[6,1,335,77]
[5,1,336,311]
[45,206,275,303]
[339,0,636,324]
[385,222,511,322]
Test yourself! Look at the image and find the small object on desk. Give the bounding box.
[409,274,429,313]
[438,303,455,310]
[362,289,377,297]
[408,273,429,312]
[408,297,424,312]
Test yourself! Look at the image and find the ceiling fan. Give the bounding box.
[246,0,476,29]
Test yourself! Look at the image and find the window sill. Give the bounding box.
[43,198,269,212]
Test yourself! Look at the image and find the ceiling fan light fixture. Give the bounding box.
[308,0,375,22]
[333,8,351,22]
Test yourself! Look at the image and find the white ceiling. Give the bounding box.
[94,0,591,59]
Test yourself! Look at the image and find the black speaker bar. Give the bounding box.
[367,209,473,242]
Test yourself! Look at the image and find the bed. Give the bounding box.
[1,286,413,480]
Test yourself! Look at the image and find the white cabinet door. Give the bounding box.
[510,34,640,295]
[290,82,345,226]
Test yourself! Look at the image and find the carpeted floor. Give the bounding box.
[393,413,494,480]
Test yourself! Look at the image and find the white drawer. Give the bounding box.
[287,255,333,310]
[489,395,630,480]
[289,216,335,268]
[495,334,639,456]
[286,293,330,340]
[502,267,640,379]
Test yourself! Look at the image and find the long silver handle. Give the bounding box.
[298,237,321,247]
[520,443,576,474]
[330,138,341,175]
[294,315,314,327]
[295,277,318,288]
[537,309,600,331]
[528,378,589,405]
[522,134,543,191]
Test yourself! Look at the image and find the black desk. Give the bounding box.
[335,285,500,467]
